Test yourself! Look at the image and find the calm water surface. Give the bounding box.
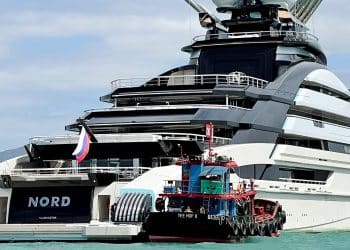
[0,232,349,250]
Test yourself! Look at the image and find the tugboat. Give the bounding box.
[144,125,286,243]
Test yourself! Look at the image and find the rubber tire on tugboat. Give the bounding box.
[248,222,255,236]
[281,211,287,224]
[272,219,279,234]
[275,213,283,230]
[254,223,260,236]
[240,222,247,236]
[266,221,274,237]
[233,221,239,236]
[258,223,266,236]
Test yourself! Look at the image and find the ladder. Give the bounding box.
[203,197,211,211]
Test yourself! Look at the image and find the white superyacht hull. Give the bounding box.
[214,143,350,231]
[256,191,350,231]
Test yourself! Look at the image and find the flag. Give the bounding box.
[205,123,213,140]
[72,127,91,163]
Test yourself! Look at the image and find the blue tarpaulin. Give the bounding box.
[199,166,227,177]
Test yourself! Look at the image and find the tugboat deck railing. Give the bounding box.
[193,31,319,43]
[111,73,268,90]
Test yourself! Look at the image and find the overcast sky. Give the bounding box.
[0,0,349,152]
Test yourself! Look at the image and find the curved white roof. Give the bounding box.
[304,69,350,97]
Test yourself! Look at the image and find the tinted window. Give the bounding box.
[199,46,276,81]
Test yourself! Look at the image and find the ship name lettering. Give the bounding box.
[207,215,225,221]
[28,196,71,208]
[208,215,219,220]
[177,213,197,219]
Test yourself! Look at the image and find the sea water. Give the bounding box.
[0,232,350,250]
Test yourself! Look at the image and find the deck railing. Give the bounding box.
[82,104,251,114]
[158,132,231,146]
[29,132,232,146]
[193,31,319,43]
[3,166,151,182]
[111,73,268,90]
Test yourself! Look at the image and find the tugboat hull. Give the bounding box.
[145,212,245,242]
[144,198,286,242]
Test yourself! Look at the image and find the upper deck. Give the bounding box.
[212,0,323,24]
[185,30,324,61]
[192,31,318,44]
[110,72,268,92]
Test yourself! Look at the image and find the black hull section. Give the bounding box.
[144,212,247,242]
[8,186,93,224]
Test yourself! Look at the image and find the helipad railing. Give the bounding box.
[111,73,268,90]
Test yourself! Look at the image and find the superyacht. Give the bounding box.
[0,0,349,239]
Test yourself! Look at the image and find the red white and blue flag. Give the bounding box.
[72,127,91,163]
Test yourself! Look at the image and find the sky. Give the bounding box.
[0,0,350,152]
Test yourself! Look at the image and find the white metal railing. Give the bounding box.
[279,177,326,185]
[158,132,231,146]
[84,104,251,114]
[29,132,232,146]
[84,104,226,113]
[111,78,147,89]
[5,166,151,180]
[193,31,319,43]
[111,73,268,90]
[30,135,79,144]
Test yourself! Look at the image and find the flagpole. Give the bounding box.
[205,122,214,161]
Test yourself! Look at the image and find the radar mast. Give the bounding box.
[184,0,323,33]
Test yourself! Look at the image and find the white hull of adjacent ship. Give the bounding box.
[214,143,350,232]
[256,191,350,231]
